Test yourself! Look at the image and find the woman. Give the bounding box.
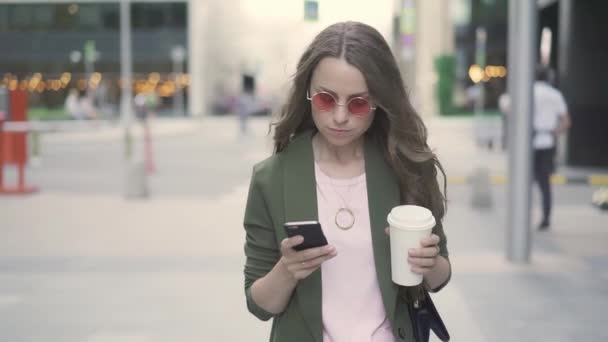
[243,21,451,342]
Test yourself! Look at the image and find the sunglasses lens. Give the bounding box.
[348,98,371,116]
[312,93,335,111]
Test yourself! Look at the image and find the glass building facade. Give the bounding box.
[0,2,187,111]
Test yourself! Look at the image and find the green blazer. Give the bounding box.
[243,131,449,342]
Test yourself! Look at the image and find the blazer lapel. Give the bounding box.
[282,131,323,342]
[364,138,401,321]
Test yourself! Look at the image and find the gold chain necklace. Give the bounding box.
[313,136,363,230]
[315,166,360,230]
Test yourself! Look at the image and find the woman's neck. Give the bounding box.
[312,134,365,178]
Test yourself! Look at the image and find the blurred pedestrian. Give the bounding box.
[237,74,256,136]
[79,92,97,119]
[65,88,83,120]
[134,92,148,120]
[532,66,570,230]
[498,80,509,150]
[243,22,451,341]
[96,80,114,119]
[134,91,157,174]
[499,66,571,230]
[144,90,159,118]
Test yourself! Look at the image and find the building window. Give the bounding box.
[304,0,319,21]
[102,6,119,31]
[77,4,102,31]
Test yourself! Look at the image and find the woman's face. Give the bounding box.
[309,57,375,148]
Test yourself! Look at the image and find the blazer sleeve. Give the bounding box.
[243,166,281,321]
[426,219,451,293]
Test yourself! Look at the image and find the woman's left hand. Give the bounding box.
[385,228,441,275]
[408,234,441,275]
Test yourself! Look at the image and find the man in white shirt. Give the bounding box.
[533,67,571,230]
[499,66,571,230]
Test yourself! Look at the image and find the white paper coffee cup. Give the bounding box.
[387,205,436,286]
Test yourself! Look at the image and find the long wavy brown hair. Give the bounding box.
[272,21,447,221]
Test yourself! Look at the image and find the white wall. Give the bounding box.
[198,0,396,110]
[415,0,454,117]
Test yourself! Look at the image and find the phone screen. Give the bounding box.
[284,221,328,251]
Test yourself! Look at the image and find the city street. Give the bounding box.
[1,116,607,341]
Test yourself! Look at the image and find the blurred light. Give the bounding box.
[148,72,161,85]
[135,80,147,94]
[497,66,507,77]
[52,80,62,91]
[485,66,496,78]
[142,85,153,94]
[178,74,190,87]
[89,72,102,89]
[471,64,507,83]
[158,81,176,97]
[171,46,186,63]
[70,50,82,63]
[90,72,102,83]
[28,73,42,92]
[468,64,484,83]
[36,81,46,93]
[68,4,79,15]
[77,79,87,91]
[60,72,72,85]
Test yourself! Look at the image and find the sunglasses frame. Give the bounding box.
[306,91,376,117]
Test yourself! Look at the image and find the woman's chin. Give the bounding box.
[319,131,362,147]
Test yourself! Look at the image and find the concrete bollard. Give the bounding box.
[29,131,42,168]
[470,167,493,209]
[124,158,148,199]
[592,187,608,211]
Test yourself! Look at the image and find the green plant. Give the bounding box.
[27,107,69,121]
[434,54,456,116]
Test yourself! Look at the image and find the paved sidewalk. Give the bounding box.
[0,115,606,341]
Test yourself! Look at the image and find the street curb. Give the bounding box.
[448,174,608,186]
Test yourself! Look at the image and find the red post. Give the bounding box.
[0,89,38,195]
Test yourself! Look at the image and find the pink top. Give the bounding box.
[315,163,395,342]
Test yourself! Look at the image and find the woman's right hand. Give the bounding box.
[279,235,337,281]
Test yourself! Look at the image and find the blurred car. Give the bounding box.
[211,93,274,116]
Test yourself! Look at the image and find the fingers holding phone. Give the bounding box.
[280,221,336,280]
[280,237,337,280]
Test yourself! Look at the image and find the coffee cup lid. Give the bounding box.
[387,205,435,230]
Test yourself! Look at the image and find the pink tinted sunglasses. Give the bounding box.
[307,91,376,117]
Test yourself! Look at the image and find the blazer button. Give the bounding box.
[398,327,405,339]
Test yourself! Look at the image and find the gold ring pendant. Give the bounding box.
[335,207,355,230]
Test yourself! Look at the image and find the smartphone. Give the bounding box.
[283,220,329,251]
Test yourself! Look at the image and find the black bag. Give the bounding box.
[408,292,450,342]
